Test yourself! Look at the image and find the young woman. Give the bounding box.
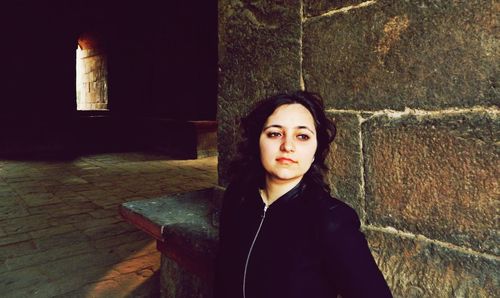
[215,91,392,298]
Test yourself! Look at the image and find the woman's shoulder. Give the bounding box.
[304,184,361,231]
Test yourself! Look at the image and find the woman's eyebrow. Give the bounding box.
[297,126,316,134]
[262,124,283,130]
[263,124,315,134]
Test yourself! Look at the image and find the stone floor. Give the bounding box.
[0,152,218,297]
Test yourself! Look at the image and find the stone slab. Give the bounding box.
[29,224,76,239]
[326,111,365,218]
[114,239,157,260]
[82,222,136,240]
[21,192,62,207]
[363,111,499,254]
[93,230,151,249]
[0,203,28,219]
[34,230,89,250]
[303,0,498,110]
[0,233,31,246]
[365,229,499,297]
[120,188,221,254]
[5,242,94,271]
[0,266,49,294]
[1,214,51,234]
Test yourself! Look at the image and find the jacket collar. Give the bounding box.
[256,178,307,208]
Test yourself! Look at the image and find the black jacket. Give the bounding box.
[214,177,392,298]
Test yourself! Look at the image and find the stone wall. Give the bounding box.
[218,0,499,296]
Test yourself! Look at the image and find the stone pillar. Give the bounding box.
[218,0,499,296]
[76,34,108,111]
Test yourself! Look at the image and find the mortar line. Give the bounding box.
[304,0,377,23]
[357,113,368,224]
[364,225,500,261]
[299,0,305,91]
[325,106,500,121]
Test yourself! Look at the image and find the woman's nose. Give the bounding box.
[281,137,295,152]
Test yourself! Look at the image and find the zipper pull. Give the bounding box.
[262,204,268,218]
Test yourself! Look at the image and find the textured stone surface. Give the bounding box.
[121,188,221,256]
[303,0,499,110]
[365,229,499,297]
[160,255,212,298]
[363,111,499,254]
[325,111,365,219]
[304,0,366,18]
[218,0,303,185]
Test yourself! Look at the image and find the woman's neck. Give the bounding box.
[260,176,302,206]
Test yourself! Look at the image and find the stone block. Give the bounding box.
[28,203,67,215]
[29,224,75,239]
[42,250,121,279]
[21,192,62,207]
[49,213,93,226]
[365,229,499,297]
[218,0,302,184]
[325,111,364,218]
[77,216,122,230]
[34,230,89,251]
[303,0,498,110]
[89,208,117,219]
[114,239,157,260]
[363,111,499,254]
[5,242,94,271]
[0,266,48,294]
[0,240,37,258]
[82,222,136,240]
[2,214,51,234]
[93,230,150,249]
[160,255,212,298]
[46,266,123,298]
[0,203,28,219]
[0,233,31,246]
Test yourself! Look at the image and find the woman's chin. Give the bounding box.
[267,172,304,184]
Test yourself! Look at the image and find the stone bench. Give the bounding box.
[119,187,224,298]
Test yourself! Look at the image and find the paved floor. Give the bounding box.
[0,152,218,297]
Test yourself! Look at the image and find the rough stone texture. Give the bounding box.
[303,0,499,110]
[365,229,499,297]
[218,0,303,185]
[325,111,365,219]
[363,111,499,254]
[160,255,211,298]
[217,0,499,295]
[304,0,366,18]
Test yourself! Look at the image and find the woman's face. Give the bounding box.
[259,103,318,186]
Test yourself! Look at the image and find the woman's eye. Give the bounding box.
[297,134,310,140]
[267,132,282,138]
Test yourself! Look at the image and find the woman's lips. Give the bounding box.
[276,157,297,164]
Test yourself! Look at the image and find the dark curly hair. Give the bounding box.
[230,91,336,191]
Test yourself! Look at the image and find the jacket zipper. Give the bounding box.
[242,204,268,298]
